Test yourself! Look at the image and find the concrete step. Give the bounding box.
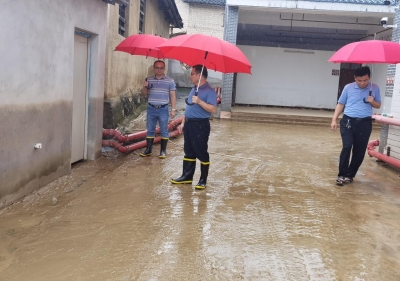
[230,112,382,129]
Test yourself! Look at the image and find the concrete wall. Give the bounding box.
[235,46,339,109]
[235,45,390,111]
[169,1,224,87]
[363,28,393,115]
[388,63,400,160]
[174,0,190,35]
[104,0,171,128]
[0,0,107,208]
[365,63,389,115]
[386,8,400,161]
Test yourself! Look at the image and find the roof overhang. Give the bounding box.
[159,0,184,29]
[228,1,396,51]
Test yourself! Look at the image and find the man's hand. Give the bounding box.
[170,110,176,118]
[192,96,200,104]
[177,122,184,134]
[367,95,375,103]
[331,120,338,131]
[143,80,149,88]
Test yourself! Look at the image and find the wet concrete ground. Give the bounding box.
[1,121,400,281]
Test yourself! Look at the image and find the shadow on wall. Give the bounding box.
[167,60,222,88]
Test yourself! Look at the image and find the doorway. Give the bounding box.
[72,34,88,163]
[337,63,361,100]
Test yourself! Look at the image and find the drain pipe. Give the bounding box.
[367,139,400,169]
[103,116,184,143]
[103,129,181,154]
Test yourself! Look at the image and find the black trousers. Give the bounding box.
[183,119,210,163]
[338,115,372,178]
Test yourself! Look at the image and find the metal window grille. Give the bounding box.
[139,0,146,34]
[119,3,126,37]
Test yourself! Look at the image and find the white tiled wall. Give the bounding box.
[173,1,224,39]
[387,63,400,160]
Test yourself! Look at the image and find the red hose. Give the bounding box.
[102,129,181,154]
[103,116,184,143]
[102,116,184,154]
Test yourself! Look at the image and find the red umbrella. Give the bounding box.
[328,40,400,64]
[115,34,167,59]
[157,34,252,105]
[157,34,252,74]
[328,40,400,103]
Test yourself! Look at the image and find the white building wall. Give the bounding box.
[170,2,225,87]
[387,63,400,160]
[174,0,190,34]
[365,63,389,115]
[186,4,224,39]
[236,46,339,109]
[0,0,107,207]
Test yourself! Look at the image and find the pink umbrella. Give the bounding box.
[329,40,400,102]
[328,40,400,64]
[115,34,167,59]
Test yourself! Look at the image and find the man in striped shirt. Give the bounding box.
[140,60,176,158]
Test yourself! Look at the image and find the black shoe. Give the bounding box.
[335,176,344,186]
[159,138,168,159]
[140,137,154,157]
[195,162,210,190]
[171,158,196,184]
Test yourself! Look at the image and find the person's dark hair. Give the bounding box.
[153,60,165,67]
[192,64,208,79]
[354,66,370,77]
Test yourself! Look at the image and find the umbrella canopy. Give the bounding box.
[115,34,167,59]
[157,34,252,74]
[328,40,400,64]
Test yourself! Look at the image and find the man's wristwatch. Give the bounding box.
[171,109,177,111]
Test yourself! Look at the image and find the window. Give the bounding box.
[139,0,146,34]
[119,3,127,37]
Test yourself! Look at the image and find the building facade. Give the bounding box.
[0,0,109,208]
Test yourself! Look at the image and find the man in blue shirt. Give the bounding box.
[140,60,176,158]
[171,65,217,190]
[331,66,381,186]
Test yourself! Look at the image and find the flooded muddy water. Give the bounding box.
[1,121,400,281]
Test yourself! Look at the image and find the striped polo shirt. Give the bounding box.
[147,75,176,105]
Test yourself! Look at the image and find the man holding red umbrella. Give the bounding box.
[170,65,217,190]
[331,66,381,186]
[140,60,177,158]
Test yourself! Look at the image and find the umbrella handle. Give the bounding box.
[185,89,198,106]
[363,90,372,103]
[145,78,153,89]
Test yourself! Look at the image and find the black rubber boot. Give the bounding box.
[195,162,210,190]
[170,158,196,184]
[159,138,168,159]
[140,137,154,157]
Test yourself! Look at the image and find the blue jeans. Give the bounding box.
[146,105,169,138]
